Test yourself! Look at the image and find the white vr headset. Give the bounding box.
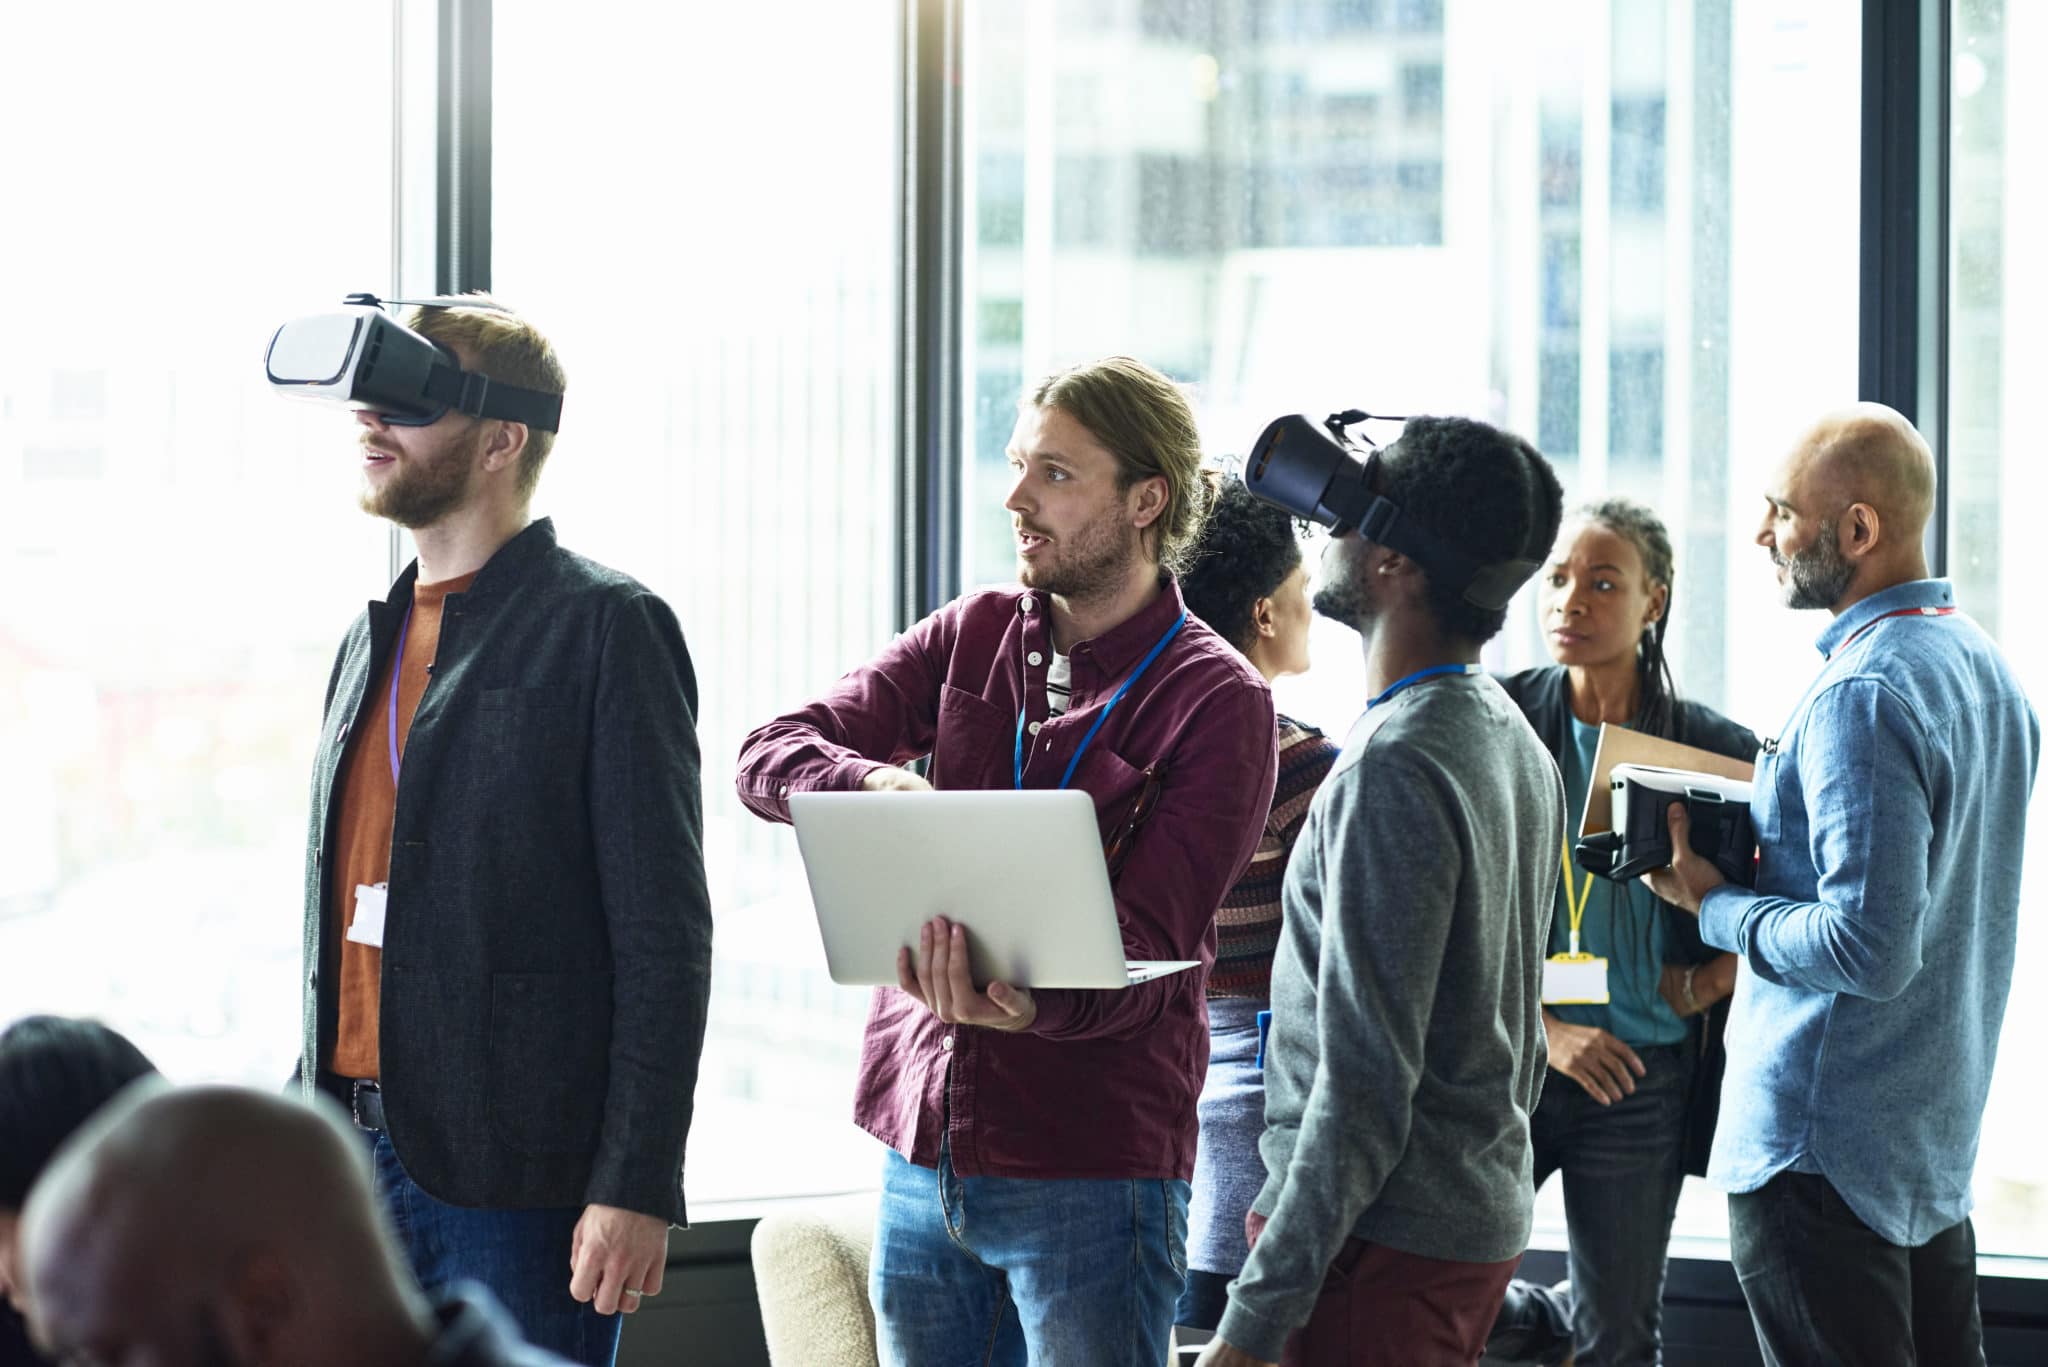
[264,293,563,432]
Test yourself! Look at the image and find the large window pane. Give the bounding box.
[0,6,395,1084]
[960,0,1861,1247]
[492,1,899,1205]
[1950,0,2048,1260]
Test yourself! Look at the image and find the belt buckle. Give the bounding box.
[350,1079,379,1130]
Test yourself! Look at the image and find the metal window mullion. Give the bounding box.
[898,0,963,629]
[437,0,493,297]
[1859,0,1950,574]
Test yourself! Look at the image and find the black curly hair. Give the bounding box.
[1179,476,1304,653]
[1378,416,1564,644]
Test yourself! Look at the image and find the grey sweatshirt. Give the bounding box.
[1215,673,1564,1361]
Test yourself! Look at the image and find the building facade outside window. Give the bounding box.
[952,0,2048,1257]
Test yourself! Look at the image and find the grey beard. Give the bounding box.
[1781,521,1855,610]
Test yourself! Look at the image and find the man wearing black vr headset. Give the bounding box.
[1201,415,1565,1367]
[274,295,711,1367]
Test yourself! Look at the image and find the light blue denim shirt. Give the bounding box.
[1699,579,2039,1246]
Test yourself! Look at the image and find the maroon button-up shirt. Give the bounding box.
[738,578,1277,1180]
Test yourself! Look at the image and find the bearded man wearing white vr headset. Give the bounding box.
[272,294,712,1367]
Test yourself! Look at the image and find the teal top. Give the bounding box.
[1548,717,1688,1047]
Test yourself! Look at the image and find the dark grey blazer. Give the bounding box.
[296,519,712,1224]
[1498,665,1761,1177]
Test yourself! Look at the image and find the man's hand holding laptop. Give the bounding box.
[896,914,1039,1032]
[861,766,933,794]
[861,766,1039,1030]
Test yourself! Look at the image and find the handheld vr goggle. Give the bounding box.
[1244,410,1541,612]
[264,293,562,432]
[1574,765,1756,886]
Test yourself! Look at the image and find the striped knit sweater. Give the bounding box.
[1209,714,1342,1000]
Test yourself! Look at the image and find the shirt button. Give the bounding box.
[778,784,790,798]
[941,1035,956,1052]
[1028,651,1044,666]
[1028,721,1043,736]
[1020,597,1035,614]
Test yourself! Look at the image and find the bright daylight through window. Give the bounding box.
[0,0,2044,1264]
[0,5,394,1085]
[957,0,2040,1258]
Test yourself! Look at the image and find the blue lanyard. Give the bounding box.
[1015,610,1187,790]
[1366,662,1478,710]
[388,601,414,784]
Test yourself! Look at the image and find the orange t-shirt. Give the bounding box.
[327,570,478,1081]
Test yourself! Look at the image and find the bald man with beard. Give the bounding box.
[1646,404,2039,1367]
[18,1086,572,1367]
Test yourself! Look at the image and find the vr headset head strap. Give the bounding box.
[1348,441,1541,613]
[419,363,565,432]
[347,295,564,432]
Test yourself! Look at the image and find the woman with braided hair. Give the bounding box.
[1486,499,1761,1367]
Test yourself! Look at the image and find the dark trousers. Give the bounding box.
[1245,1212,1520,1367]
[1489,1043,1693,1366]
[1178,1267,1233,1334]
[1729,1170,1982,1367]
[364,1130,623,1367]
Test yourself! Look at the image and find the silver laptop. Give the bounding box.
[787,788,1200,990]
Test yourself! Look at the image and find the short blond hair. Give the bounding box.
[404,294,566,496]
[1028,356,1214,575]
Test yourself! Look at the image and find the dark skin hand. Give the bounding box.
[1658,954,1737,1018]
[1544,1011,1645,1105]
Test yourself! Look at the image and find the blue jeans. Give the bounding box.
[1487,1043,1692,1367]
[871,1140,1190,1366]
[365,1130,623,1367]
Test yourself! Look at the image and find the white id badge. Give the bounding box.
[1542,954,1610,1005]
[347,883,389,948]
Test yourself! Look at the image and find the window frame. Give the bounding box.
[407,0,2048,1340]
[882,0,2048,1341]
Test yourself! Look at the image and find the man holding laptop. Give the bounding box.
[738,356,1276,1365]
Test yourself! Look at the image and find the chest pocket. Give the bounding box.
[934,685,1013,788]
[1068,740,1149,849]
[1761,732,1794,825]
[476,685,584,783]
[1748,741,1791,881]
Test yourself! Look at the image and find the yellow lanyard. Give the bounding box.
[1558,834,1595,959]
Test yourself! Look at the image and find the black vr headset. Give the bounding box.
[1574,765,1757,886]
[264,293,563,432]
[1243,411,1541,612]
